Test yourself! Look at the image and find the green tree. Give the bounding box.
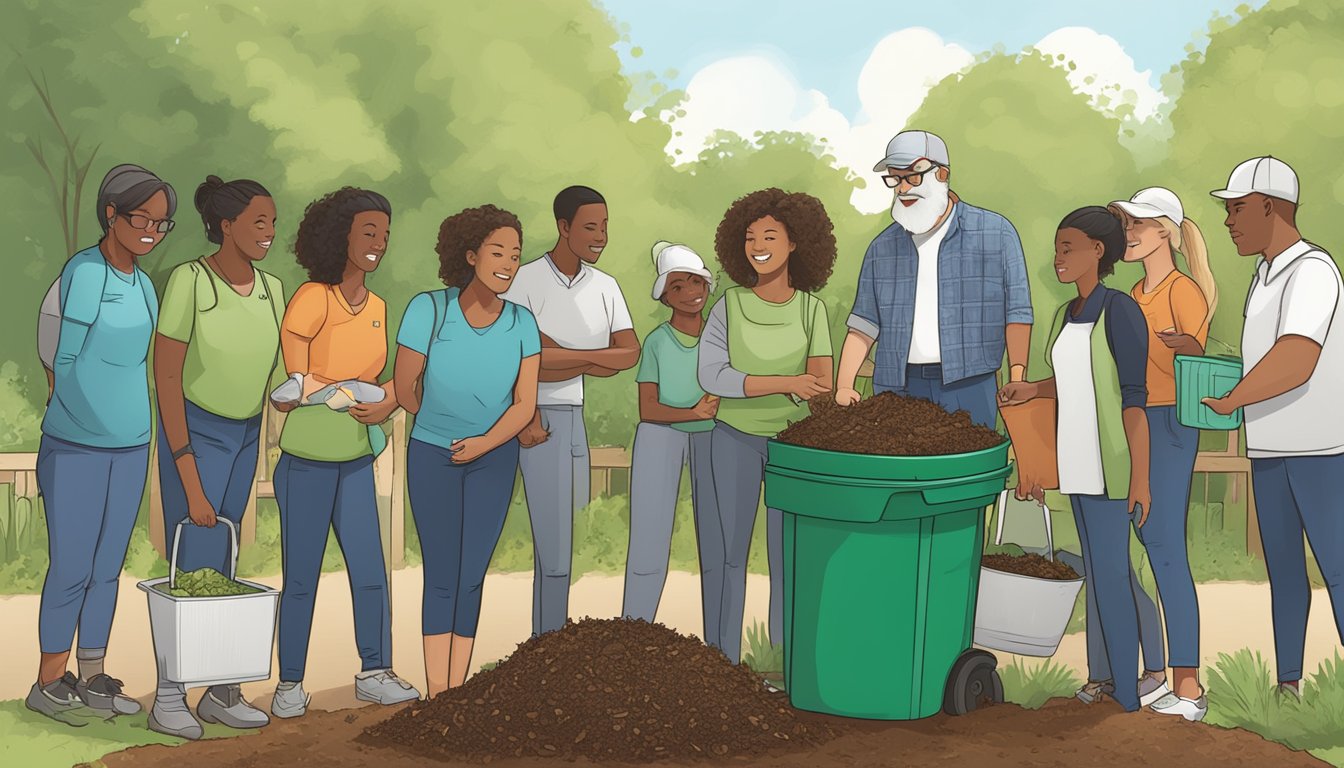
[1166,0,1344,352]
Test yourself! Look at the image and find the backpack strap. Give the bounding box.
[428,289,449,351]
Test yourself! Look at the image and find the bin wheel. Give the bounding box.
[943,650,1004,716]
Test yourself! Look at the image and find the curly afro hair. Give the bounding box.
[714,188,837,292]
[293,187,392,284]
[435,205,524,289]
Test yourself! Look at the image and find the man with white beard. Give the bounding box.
[835,130,1033,427]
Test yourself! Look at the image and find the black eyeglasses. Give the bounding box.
[882,165,942,189]
[117,212,175,233]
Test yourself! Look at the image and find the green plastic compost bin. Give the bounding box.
[765,440,1012,720]
[1175,354,1243,430]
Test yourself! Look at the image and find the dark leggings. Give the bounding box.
[408,438,519,637]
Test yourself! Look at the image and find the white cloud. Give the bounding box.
[1033,27,1168,122]
[660,26,1163,214]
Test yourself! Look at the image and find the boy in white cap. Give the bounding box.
[1203,156,1344,700]
[621,242,722,645]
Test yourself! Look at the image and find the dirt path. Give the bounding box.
[88,695,1327,768]
[1,572,1340,707]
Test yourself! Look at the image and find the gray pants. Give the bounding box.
[710,421,783,664]
[519,405,590,636]
[622,423,722,646]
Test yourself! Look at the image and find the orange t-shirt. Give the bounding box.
[280,282,387,383]
[1130,272,1210,407]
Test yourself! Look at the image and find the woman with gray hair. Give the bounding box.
[26,164,176,726]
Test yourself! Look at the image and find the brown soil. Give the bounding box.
[983,553,1080,580]
[778,392,1004,456]
[361,618,835,762]
[89,697,1327,768]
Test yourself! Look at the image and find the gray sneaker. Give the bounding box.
[26,673,96,727]
[77,673,142,715]
[148,686,203,740]
[355,669,420,705]
[270,681,310,719]
[1076,680,1115,704]
[198,684,269,729]
[1277,682,1303,702]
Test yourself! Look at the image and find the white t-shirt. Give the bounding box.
[1053,321,1105,495]
[501,254,634,406]
[907,209,953,364]
[1241,240,1344,458]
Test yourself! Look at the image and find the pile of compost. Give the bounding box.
[776,392,1004,456]
[362,618,836,762]
[982,553,1080,580]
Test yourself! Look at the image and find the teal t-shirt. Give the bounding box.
[42,245,159,448]
[396,288,541,449]
[636,322,714,433]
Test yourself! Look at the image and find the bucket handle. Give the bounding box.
[994,491,1055,561]
[169,517,238,588]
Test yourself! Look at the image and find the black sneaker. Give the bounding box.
[77,673,142,715]
[26,673,97,727]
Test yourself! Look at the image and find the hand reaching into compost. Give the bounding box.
[834,387,861,406]
[784,374,830,402]
[997,381,1038,407]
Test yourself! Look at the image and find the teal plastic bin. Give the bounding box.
[1175,355,1243,430]
[764,441,1012,720]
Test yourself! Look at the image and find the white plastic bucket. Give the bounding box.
[136,519,279,688]
[973,491,1084,657]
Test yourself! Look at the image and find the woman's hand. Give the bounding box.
[1129,481,1152,528]
[997,381,1039,407]
[834,387,862,407]
[1157,330,1204,357]
[450,436,491,464]
[350,397,397,425]
[187,492,218,528]
[1014,477,1045,504]
[784,374,830,402]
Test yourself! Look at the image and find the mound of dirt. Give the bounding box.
[360,618,836,763]
[982,553,1080,580]
[777,392,1004,456]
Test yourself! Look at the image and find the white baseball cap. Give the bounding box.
[650,241,713,300]
[1109,187,1184,226]
[1211,156,1299,204]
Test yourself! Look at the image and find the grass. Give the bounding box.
[0,700,243,768]
[742,621,783,686]
[1205,649,1344,758]
[999,658,1082,710]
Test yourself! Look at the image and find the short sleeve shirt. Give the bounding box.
[636,323,714,433]
[277,282,388,462]
[396,288,541,448]
[1241,241,1344,457]
[1130,272,1210,406]
[500,255,634,406]
[157,260,284,420]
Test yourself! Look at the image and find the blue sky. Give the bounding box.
[601,0,1267,119]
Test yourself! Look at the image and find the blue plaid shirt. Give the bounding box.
[847,200,1033,388]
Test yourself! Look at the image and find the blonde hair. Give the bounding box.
[1157,216,1218,336]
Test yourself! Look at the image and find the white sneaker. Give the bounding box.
[355,669,419,705]
[1138,672,1172,708]
[1150,692,1208,722]
[270,681,310,719]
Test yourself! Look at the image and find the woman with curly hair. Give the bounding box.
[393,205,540,695]
[998,206,1151,714]
[697,188,837,664]
[269,187,419,718]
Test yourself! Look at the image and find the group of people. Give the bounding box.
[23,128,1344,739]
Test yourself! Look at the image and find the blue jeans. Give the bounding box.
[275,452,390,681]
[1055,550,1165,679]
[1071,494,1142,711]
[407,438,519,637]
[1141,406,1201,669]
[36,435,149,654]
[876,365,997,429]
[1251,454,1344,683]
[156,400,262,574]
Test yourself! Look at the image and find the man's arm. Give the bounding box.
[537,331,639,372]
[1002,219,1034,382]
[840,240,882,396]
[1210,336,1322,411]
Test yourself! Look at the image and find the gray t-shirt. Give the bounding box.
[38,278,60,371]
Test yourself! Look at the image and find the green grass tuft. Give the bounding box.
[999,658,1082,710]
[1205,649,1344,752]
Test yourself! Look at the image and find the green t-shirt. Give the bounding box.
[636,322,714,433]
[156,259,284,421]
[716,287,833,437]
